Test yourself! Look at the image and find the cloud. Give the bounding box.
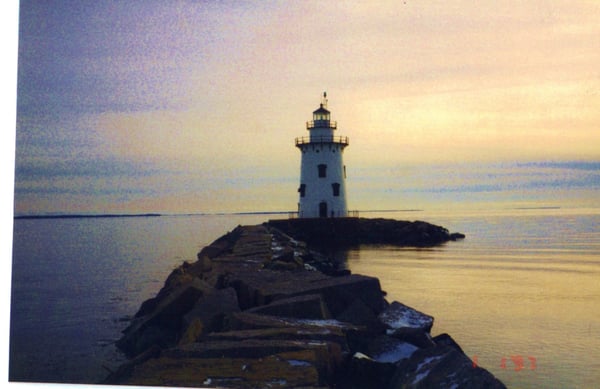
[353,160,600,195]
[13,1,600,214]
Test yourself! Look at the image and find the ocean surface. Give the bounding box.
[8,208,600,388]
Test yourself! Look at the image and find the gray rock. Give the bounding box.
[389,345,506,389]
[188,255,212,274]
[340,352,397,389]
[388,326,436,349]
[206,326,349,351]
[225,311,364,334]
[378,301,434,333]
[433,333,465,354]
[116,278,212,357]
[245,294,331,320]
[336,297,383,329]
[180,286,240,342]
[279,274,387,318]
[366,335,420,363]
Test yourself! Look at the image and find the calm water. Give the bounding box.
[8,208,600,388]
[350,208,600,388]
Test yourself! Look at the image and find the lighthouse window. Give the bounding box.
[298,184,306,197]
[332,183,340,197]
[318,164,327,178]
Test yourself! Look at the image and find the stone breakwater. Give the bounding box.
[104,218,503,388]
[268,217,466,248]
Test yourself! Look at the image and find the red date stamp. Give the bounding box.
[472,355,537,371]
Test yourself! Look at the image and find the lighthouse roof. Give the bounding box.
[313,104,330,115]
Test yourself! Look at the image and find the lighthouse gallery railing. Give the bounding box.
[295,136,349,146]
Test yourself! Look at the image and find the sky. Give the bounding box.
[9,0,600,215]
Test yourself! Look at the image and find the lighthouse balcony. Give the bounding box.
[295,135,349,147]
[306,120,337,129]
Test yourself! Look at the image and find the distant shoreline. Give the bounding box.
[14,209,425,220]
[513,206,561,210]
[12,207,569,220]
[14,213,162,220]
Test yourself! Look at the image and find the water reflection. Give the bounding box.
[339,211,600,389]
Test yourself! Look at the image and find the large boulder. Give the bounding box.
[116,278,213,357]
[206,327,349,351]
[196,225,244,259]
[432,333,465,354]
[179,286,241,344]
[186,254,213,275]
[340,352,397,389]
[224,311,364,333]
[133,266,197,318]
[336,334,422,388]
[389,345,506,388]
[378,301,434,333]
[219,266,386,318]
[388,326,436,349]
[336,297,386,329]
[245,294,332,320]
[271,274,387,318]
[366,335,420,363]
[219,267,330,309]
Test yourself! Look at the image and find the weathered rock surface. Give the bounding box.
[117,352,323,388]
[389,345,505,388]
[206,327,349,350]
[116,277,214,357]
[179,286,240,344]
[245,294,332,320]
[379,301,435,333]
[104,219,501,388]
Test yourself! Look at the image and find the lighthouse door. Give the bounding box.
[319,202,328,218]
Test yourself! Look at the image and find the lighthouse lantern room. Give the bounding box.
[295,93,349,218]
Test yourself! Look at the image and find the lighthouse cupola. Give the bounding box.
[295,93,349,218]
[313,93,331,123]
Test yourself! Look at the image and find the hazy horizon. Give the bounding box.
[11,159,600,216]
[9,1,600,215]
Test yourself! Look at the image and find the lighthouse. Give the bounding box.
[295,93,349,218]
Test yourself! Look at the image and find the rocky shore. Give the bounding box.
[103,218,503,388]
[268,217,466,248]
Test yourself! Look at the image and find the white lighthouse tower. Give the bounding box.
[296,93,349,218]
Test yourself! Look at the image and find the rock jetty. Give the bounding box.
[268,217,466,247]
[104,218,503,388]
